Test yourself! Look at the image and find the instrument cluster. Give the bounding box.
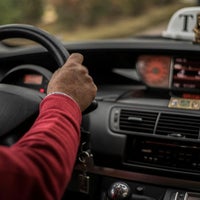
[1,64,52,94]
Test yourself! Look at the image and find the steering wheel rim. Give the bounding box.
[0,24,70,144]
[0,24,70,67]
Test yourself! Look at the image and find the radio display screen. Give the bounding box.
[172,57,200,89]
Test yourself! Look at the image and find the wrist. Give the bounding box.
[45,92,80,109]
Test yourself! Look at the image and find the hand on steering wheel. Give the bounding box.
[0,24,97,144]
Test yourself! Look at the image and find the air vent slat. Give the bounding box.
[119,109,158,134]
[157,126,199,133]
[158,117,200,124]
[156,113,200,139]
[157,122,200,130]
[111,107,200,140]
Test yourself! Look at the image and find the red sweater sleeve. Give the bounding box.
[0,94,82,200]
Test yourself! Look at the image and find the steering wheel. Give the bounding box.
[0,24,97,145]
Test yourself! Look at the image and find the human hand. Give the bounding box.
[47,53,97,112]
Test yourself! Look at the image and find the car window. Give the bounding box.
[0,0,198,44]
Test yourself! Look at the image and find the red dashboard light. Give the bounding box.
[40,88,45,93]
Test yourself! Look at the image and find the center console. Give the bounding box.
[100,178,200,200]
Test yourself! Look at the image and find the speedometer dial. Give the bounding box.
[136,55,171,88]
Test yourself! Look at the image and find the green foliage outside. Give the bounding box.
[53,0,178,29]
[0,0,179,27]
[0,0,44,25]
[0,0,196,42]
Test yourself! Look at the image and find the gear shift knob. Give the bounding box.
[107,182,131,200]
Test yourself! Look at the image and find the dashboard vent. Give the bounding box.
[156,113,200,139]
[119,109,158,134]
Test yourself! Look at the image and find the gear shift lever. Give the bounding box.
[107,182,131,200]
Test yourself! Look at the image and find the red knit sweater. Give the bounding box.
[0,94,81,200]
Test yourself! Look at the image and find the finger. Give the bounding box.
[81,65,89,75]
[67,53,84,64]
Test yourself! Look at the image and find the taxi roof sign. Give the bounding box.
[162,7,200,41]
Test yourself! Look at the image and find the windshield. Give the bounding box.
[0,0,198,43]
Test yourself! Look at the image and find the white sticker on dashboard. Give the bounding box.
[168,97,200,110]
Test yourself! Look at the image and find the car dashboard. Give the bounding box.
[1,38,200,200]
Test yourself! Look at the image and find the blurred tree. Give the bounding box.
[48,0,178,29]
[122,0,150,16]
[0,0,44,25]
[20,0,44,24]
[157,0,177,4]
[0,0,20,24]
[84,0,112,26]
[197,0,200,6]
[51,0,82,28]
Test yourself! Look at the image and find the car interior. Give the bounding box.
[0,6,200,200]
